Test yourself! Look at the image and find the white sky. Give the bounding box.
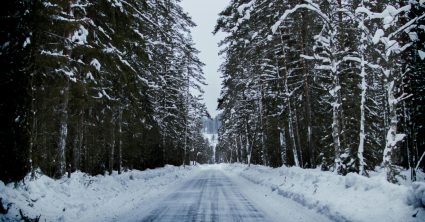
[180,0,229,117]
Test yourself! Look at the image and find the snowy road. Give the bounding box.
[135,168,329,222]
[139,169,268,222]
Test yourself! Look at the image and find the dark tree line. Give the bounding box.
[215,0,425,182]
[0,0,212,182]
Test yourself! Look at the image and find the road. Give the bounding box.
[126,167,331,222]
[139,169,270,222]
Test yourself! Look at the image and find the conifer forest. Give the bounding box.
[1,0,425,184]
[1,1,425,221]
[0,0,425,194]
[1,0,211,182]
[214,0,425,183]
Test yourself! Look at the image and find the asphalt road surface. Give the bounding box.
[139,169,272,222]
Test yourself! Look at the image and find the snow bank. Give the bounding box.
[408,182,425,208]
[222,164,425,222]
[0,165,199,222]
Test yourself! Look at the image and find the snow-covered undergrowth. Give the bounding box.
[221,163,425,222]
[0,165,199,222]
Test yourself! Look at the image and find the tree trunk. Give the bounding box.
[76,110,84,171]
[383,78,403,183]
[259,86,267,165]
[162,135,167,165]
[301,9,314,168]
[245,121,252,167]
[109,121,115,175]
[358,54,367,176]
[58,82,69,177]
[29,73,37,179]
[329,25,342,173]
[117,107,123,174]
[303,67,313,168]
[279,127,287,166]
[183,66,190,168]
[235,137,240,163]
[288,104,300,167]
[293,106,303,167]
[331,73,342,173]
[279,29,300,167]
[239,133,245,163]
[357,4,368,176]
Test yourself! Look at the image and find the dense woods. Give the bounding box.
[0,0,212,182]
[1,0,425,185]
[215,0,425,182]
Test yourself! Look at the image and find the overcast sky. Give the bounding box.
[180,0,229,117]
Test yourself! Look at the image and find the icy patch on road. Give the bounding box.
[0,165,200,222]
[221,163,425,222]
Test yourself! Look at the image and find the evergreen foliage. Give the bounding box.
[215,0,425,182]
[0,0,210,182]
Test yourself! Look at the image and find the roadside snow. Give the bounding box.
[220,163,425,222]
[2,164,424,222]
[0,165,200,222]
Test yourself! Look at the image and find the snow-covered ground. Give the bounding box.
[121,166,330,222]
[220,163,425,222]
[0,165,200,222]
[1,164,424,222]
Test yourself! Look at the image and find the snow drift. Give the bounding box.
[222,163,425,222]
[0,165,199,222]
